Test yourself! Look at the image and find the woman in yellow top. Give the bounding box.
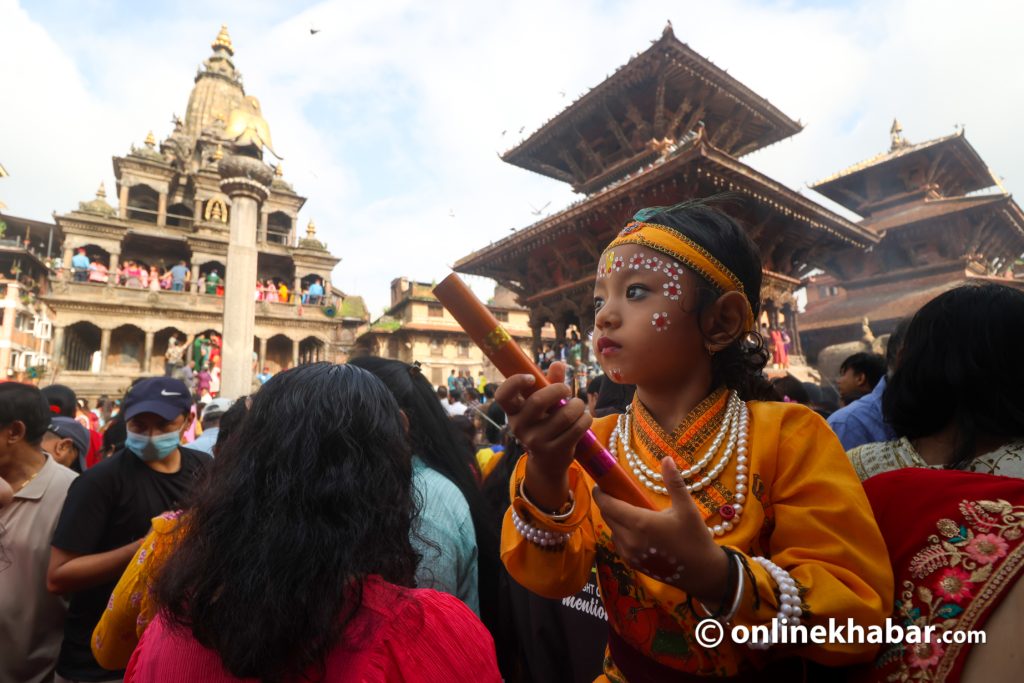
[496,201,893,681]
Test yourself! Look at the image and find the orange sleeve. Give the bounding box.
[499,454,597,599]
[729,404,894,665]
[92,514,178,670]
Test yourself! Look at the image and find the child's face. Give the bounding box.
[592,244,709,389]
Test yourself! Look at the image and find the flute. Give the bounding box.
[433,273,654,510]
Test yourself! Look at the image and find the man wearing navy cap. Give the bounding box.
[46,378,211,682]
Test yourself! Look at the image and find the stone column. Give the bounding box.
[291,338,299,368]
[51,325,65,368]
[218,154,272,399]
[118,184,129,219]
[293,275,302,306]
[157,192,168,226]
[108,253,120,286]
[99,328,111,373]
[259,211,269,244]
[258,336,267,370]
[193,200,203,224]
[143,331,154,374]
[190,264,201,293]
[62,245,73,281]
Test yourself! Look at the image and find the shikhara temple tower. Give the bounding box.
[454,24,875,364]
[43,26,367,400]
[799,121,1024,359]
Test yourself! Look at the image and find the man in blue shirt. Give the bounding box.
[827,321,908,451]
[256,367,272,385]
[70,249,89,282]
[307,279,324,305]
[169,260,189,292]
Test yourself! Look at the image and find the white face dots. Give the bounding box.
[596,250,626,279]
[651,312,671,331]
[610,368,623,381]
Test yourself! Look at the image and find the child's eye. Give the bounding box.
[626,284,648,299]
[593,297,605,312]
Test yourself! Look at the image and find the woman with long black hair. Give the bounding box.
[126,363,500,682]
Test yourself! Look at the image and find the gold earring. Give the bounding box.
[705,342,716,357]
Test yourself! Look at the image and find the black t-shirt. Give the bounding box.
[51,446,211,680]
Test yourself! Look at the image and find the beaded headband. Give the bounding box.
[606,214,755,332]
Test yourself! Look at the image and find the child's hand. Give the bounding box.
[593,456,731,603]
[496,362,591,510]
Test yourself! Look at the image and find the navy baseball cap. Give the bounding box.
[48,416,90,457]
[124,377,193,421]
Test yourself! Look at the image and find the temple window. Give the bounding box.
[126,185,160,223]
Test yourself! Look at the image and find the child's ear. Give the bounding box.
[699,291,748,353]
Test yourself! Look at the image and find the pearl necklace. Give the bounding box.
[608,391,749,537]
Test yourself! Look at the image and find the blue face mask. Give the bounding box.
[126,429,182,462]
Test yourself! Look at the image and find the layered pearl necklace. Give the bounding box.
[608,391,749,536]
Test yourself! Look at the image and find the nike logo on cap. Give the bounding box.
[161,389,183,396]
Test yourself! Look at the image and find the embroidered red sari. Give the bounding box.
[861,468,1024,682]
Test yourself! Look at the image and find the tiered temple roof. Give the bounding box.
[502,24,802,195]
[456,27,874,355]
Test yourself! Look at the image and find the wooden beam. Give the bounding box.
[557,150,587,183]
[653,70,668,138]
[573,127,605,172]
[665,95,694,140]
[603,104,635,155]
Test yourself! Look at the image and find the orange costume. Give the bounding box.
[91,511,181,670]
[501,389,894,680]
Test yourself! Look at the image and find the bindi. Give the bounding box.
[651,312,671,332]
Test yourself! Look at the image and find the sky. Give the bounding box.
[1,0,1022,317]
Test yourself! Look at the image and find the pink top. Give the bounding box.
[126,575,501,682]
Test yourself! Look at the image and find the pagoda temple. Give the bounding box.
[42,26,368,400]
[454,24,877,362]
[799,121,1024,360]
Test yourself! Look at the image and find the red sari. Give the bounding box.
[861,468,1024,682]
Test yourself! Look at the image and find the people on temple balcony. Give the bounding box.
[204,269,221,295]
[196,364,213,402]
[254,280,263,301]
[164,336,185,378]
[169,260,189,292]
[306,278,324,305]
[71,248,90,282]
[158,268,172,290]
[278,279,289,303]
[123,260,144,288]
[828,321,907,451]
[496,201,892,680]
[263,279,279,302]
[148,266,161,292]
[834,351,885,406]
[86,258,107,284]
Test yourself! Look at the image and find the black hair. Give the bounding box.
[347,356,501,634]
[839,352,886,389]
[885,318,911,374]
[594,379,636,417]
[450,414,477,450]
[883,284,1024,469]
[483,400,506,445]
[0,383,51,445]
[437,385,448,399]
[637,201,774,400]
[212,397,249,457]
[40,384,77,418]
[483,382,499,400]
[771,374,809,404]
[586,374,605,396]
[154,363,418,681]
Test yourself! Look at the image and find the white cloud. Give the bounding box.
[1,0,1022,317]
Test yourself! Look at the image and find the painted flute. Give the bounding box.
[433,273,654,510]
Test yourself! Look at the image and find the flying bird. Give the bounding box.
[448,209,456,218]
[310,27,321,35]
[518,126,525,134]
[558,90,566,97]
[529,201,551,216]
[501,130,507,136]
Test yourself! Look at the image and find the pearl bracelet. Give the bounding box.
[748,556,802,650]
[511,509,571,548]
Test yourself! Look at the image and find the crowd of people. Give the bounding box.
[67,249,329,305]
[3,202,1022,682]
